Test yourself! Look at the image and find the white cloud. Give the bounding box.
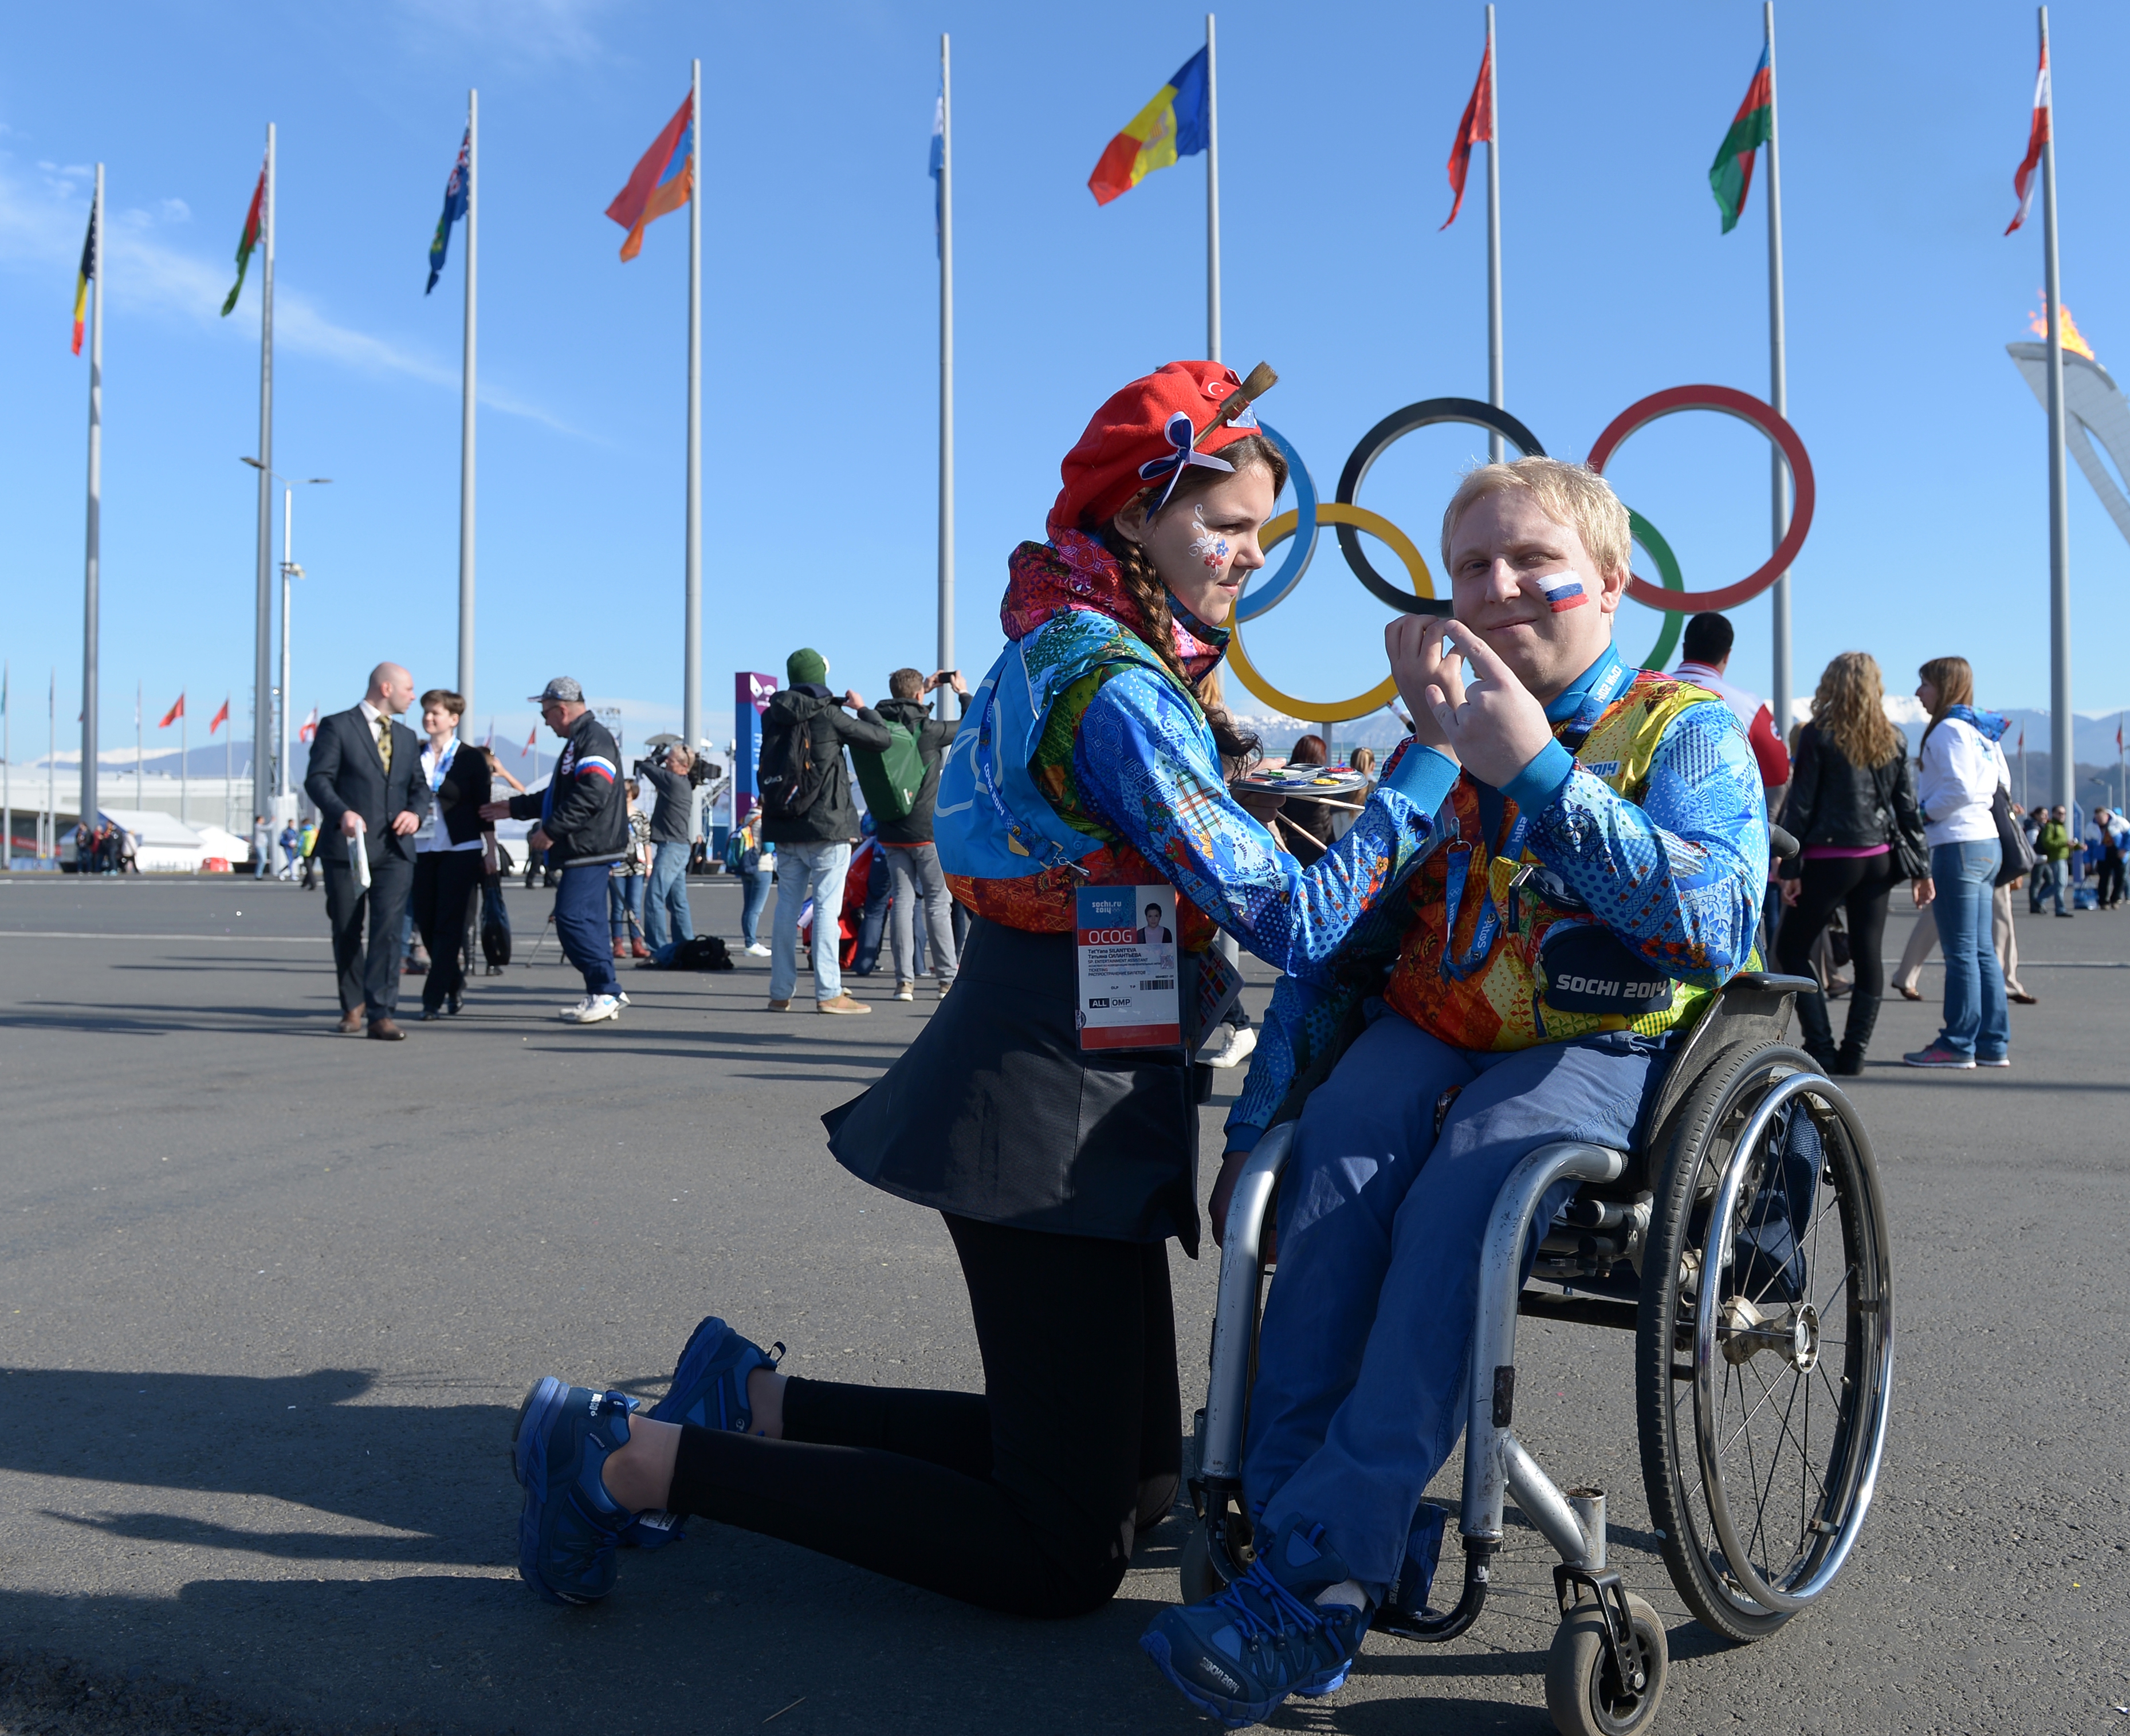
[0,158,577,434]
[390,0,619,65]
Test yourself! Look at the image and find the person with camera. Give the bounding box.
[860,666,968,1002]
[755,647,891,1015]
[635,743,702,954]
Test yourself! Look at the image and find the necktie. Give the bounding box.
[376,715,393,773]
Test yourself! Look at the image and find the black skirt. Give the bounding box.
[823,915,1205,1256]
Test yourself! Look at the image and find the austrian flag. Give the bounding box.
[1532,570,1587,613]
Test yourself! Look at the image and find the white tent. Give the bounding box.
[96,808,208,873]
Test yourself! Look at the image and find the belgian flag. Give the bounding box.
[71,199,96,355]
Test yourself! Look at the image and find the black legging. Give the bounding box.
[1775,853,1896,998]
[666,1213,1180,1618]
[410,850,482,1011]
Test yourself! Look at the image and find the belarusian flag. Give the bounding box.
[1708,45,1773,234]
[2006,39,2050,235]
[221,156,267,317]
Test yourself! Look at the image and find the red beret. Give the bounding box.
[1049,361,1262,540]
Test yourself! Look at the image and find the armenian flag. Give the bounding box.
[222,156,267,316]
[607,93,694,262]
[1708,45,1773,234]
[71,199,97,355]
[427,127,471,293]
[1088,47,1209,206]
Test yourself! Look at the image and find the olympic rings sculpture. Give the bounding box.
[1230,387,1813,723]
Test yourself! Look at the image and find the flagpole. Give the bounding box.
[938,33,956,722]
[224,698,233,837]
[683,58,704,750]
[47,670,55,862]
[81,164,104,840]
[253,122,277,833]
[4,664,12,864]
[135,679,143,808]
[1763,2,1793,741]
[2038,5,2072,816]
[1205,13,1221,362]
[181,698,189,826]
[1475,10,1501,466]
[459,88,479,721]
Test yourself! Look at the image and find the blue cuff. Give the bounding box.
[1379,743,1460,815]
[1221,1122,1264,1155]
[1501,739,1575,815]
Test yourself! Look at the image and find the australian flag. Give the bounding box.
[426,127,471,294]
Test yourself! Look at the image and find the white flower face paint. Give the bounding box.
[1188,505,1231,572]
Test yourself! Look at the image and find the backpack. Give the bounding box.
[671,935,734,971]
[758,706,835,820]
[851,720,928,822]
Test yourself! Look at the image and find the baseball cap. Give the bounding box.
[528,676,584,704]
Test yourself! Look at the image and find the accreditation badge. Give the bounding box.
[1074,882,1182,1051]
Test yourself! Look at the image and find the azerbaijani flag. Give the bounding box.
[159,694,185,729]
[209,695,230,735]
[222,155,267,316]
[606,93,694,262]
[2006,39,2050,235]
[1088,47,1209,206]
[72,199,97,355]
[1708,45,1773,234]
[427,126,471,294]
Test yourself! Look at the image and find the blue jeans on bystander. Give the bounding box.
[1931,839,2008,1060]
[644,840,695,951]
[555,862,621,997]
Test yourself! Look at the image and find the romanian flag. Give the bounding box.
[222,156,266,316]
[72,199,97,356]
[2006,38,2050,235]
[1088,47,1209,206]
[159,694,185,729]
[1708,45,1773,234]
[209,696,230,735]
[607,93,694,262]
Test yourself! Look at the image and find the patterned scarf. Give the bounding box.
[1942,703,2011,743]
[999,528,1229,684]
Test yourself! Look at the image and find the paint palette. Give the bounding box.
[1233,766,1371,801]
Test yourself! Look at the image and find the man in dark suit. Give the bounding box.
[303,662,432,1040]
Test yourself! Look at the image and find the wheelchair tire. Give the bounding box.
[1636,1042,1894,1644]
[1544,1591,1668,1736]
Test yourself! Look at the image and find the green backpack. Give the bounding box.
[853,720,928,822]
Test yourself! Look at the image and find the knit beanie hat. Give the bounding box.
[787,648,828,687]
[1048,360,1273,541]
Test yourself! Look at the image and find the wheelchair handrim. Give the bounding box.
[1691,1070,1895,1616]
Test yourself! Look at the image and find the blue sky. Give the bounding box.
[5,0,2129,769]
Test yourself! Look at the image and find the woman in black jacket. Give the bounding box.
[410,688,493,1018]
[1775,651,1928,1073]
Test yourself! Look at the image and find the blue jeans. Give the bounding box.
[1245,1014,1665,1588]
[645,840,695,950]
[740,867,772,947]
[1932,839,2008,1060]
[769,840,851,1003]
[608,870,646,941]
[2031,857,2068,915]
[556,862,620,997]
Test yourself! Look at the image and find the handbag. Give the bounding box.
[1869,755,1931,880]
[1992,785,2037,887]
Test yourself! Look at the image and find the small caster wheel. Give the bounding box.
[1178,1522,1225,1605]
[1545,1591,1668,1736]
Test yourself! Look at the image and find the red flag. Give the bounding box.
[209,696,230,735]
[1441,32,1495,230]
[524,726,538,757]
[2006,40,2050,235]
[158,693,185,729]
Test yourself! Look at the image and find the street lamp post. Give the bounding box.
[241,458,329,821]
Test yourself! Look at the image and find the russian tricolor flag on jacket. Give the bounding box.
[1532,570,1587,613]
[1088,48,1209,206]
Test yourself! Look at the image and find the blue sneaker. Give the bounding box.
[619,1317,783,1551]
[510,1377,641,1605]
[1141,1519,1371,1727]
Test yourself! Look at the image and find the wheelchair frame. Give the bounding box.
[1186,971,1897,1734]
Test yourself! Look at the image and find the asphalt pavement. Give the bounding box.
[1,871,2125,1735]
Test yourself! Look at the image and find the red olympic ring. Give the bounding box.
[1584,385,1815,615]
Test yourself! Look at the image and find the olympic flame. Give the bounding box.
[2028,297,2098,363]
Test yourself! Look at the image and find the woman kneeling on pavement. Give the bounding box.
[508,360,1461,1618]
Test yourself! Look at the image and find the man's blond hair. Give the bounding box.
[1439,458,1632,579]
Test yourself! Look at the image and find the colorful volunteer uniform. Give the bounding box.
[824,361,1459,1255]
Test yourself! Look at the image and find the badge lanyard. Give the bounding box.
[422,738,458,840]
[1438,645,1630,983]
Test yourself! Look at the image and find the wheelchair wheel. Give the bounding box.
[1637,1042,1893,1643]
[1545,1591,1668,1736]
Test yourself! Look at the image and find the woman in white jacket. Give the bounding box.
[1907,655,2011,1069]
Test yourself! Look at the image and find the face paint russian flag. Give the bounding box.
[1531,569,1588,613]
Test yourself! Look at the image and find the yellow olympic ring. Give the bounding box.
[1223,502,1436,724]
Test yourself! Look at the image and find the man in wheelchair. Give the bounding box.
[1142,458,1769,1726]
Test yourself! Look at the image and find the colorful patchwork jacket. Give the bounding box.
[1225,643,1770,1151]
[934,536,1460,976]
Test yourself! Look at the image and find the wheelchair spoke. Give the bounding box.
[1747,1353,1830,1513]
[1817,1258,1855,1321]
